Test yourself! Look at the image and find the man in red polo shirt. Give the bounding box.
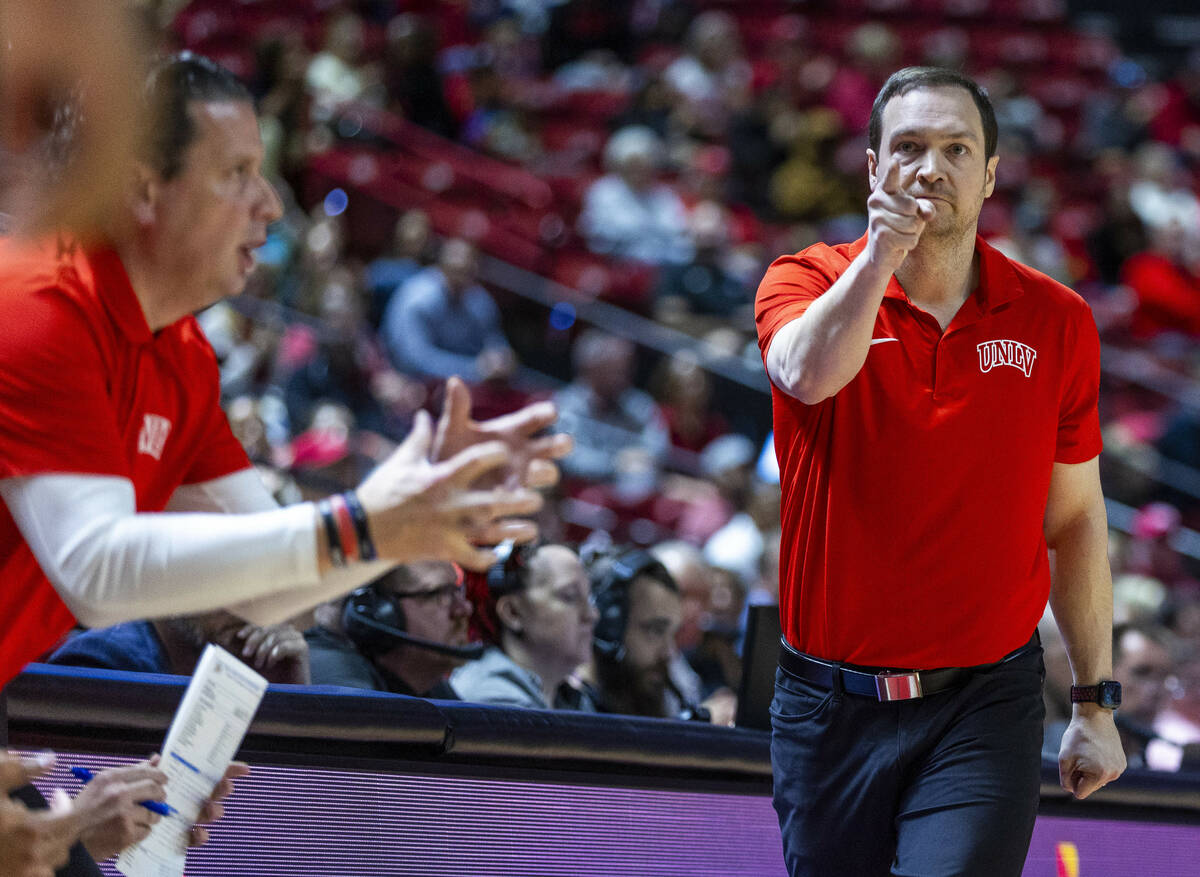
[756,67,1125,876]
[0,53,567,875]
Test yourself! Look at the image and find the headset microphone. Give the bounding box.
[343,597,486,661]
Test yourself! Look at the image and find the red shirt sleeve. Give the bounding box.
[0,284,129,480]
[1055,297,1104,464]
[755,244,851,364]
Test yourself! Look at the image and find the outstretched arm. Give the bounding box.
[1,408,550,628]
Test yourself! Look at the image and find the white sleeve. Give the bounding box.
[166,467,281,514]
[0,473,389,629]
[167,469,395,622]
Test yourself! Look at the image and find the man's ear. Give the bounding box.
[495,594,522,635]
[866,149,879,190]
[983,154,999,199]
[127,162,159,225]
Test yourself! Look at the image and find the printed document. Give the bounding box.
[116,644,267,877]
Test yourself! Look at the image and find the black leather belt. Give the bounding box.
[778,632,1039,702]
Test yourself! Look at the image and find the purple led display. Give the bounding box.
[30,751,787,876]
[26,751,1200,876]
[1025,816,1200,877]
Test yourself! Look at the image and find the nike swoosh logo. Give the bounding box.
[870,338,899,345]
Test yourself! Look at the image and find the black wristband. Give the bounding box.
[342,491,377,562]
[317,498,346,567]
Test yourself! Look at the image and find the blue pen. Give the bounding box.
[69,766,175,817]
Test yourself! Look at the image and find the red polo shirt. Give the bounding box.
[756,235,1102,668]
[0,236,250,688]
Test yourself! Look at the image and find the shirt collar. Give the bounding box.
[86,244,153,343]
[848,232,1027,315]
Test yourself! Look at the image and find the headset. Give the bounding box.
[341,584,486,661]
[486,539,531,599]
[588,548,672,663]
[587,547,711,722]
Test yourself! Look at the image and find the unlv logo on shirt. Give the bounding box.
[137,413,172,460]
[976,339,1037,378]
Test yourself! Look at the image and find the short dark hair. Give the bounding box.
[868,66,998,160]
[143,51,253,180]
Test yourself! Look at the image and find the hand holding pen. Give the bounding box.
[68,759,170,863]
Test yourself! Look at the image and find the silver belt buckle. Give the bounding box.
[874,671,923,701]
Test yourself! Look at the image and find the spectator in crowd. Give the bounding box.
[1127,141,1200,240]
[748,528,782,608]
[652,540,738,726]
[646,541,714,702]
[363,208,435,328]
[705,477,781,594]
[824,22,900,134]
[610,73,677,142]
[284,272,370,427]
[578,548,694,719]
[652,352,729,455]
[380,238,517,383]
[654,201,752,322]
[1119,220,1200,339]
[688,564,746,701]
[306,562,477,698]
[578,126,694,266]
[1112,573,1169,625]
[47,613,310,684]
[1156,407,1200,487]
[650,542,711,663]
[460,60,543,164]
[1127,623,1200,771]
[1156,644,1200,768]
[304,10,377,121]
[284,269,420,441]
[383,14,458,139]
[541,0,636,71]
[553,330,669,482]
[253,31,311,188]
[663,11,752,140]
[676,433,758,546]
[567,445,684,546]
[1087,152,1148,288]
[224,395,304,505]
[197,296,277,399]
[1161,585,1200,642]
[988,178,1074,285]
[452,542,598,709]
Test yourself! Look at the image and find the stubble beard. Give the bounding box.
[917,184,986,249]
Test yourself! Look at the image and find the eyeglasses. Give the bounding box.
[394,582,467,606]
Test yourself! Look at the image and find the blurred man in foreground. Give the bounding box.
[0,52,567,875]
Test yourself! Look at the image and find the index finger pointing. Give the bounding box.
[878,160,901,195]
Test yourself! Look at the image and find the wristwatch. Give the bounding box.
[1070,680,1122,709]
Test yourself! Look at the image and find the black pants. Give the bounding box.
[770,643,1045,877]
